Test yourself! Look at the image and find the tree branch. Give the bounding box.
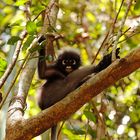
[41,0,59,34]
[112,0,133,61]
[6,47,140,140]
[0,31,27,89]
[6,0,60,139]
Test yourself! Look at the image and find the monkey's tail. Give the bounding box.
[51,125,57,140]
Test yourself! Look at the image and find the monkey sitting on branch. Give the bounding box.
[37,37,120,140]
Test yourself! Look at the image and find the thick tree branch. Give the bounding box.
[6,47,140,140]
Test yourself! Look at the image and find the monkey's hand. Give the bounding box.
[104,48,120,61]
[94,48,120,73]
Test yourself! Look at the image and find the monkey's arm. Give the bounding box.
[38,48,65,79]
[78,51,115,85]
[66,49,120,85]
[38,47,47,79]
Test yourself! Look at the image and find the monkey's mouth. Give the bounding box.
[65,66,73,73]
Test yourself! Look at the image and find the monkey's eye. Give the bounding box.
[62,60,67,65]
[71,59,76,65]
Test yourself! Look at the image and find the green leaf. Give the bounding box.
[26,21,37,35]
[71,127,85,135]
[15,0,29,6]
[134,0,140,10]
[86,12,96,22]
[22,36,35,51]
[88,126,97,138]
[7,36,21,45]
[28,39,46,53]
[126,38,137,49]
[28,45,41,53]
[84,111,97,123]
[0,58,7,77]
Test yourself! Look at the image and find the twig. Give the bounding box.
[119,30,140,44]
[111,0,125,34]
[0,53,30,109]
[121,27,131,36]
[91,101,105,129]
[84,107,90,140]
[91,101,111,139]
[33,9,46,21]
[0,31,27,89]
[84,119,89,140]
[24,1,31,21]
[41,0,59,34]
[91,0,124,64]
[101,0,125,55]
[57,121,65,139]
[112,0,133,61]
[91,31,110,64]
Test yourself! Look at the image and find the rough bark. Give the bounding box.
[6,47,140,140]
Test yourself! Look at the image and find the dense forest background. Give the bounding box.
[0,0,140,140]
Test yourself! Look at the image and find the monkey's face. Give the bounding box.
[57,50,81,75]
[62,59,77,73]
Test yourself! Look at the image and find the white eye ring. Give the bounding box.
[62,60,66,65]
[72,59,76,65]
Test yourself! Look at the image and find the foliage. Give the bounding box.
[0,0,140,140]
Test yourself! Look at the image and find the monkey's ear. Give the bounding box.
[115,48,120,59]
